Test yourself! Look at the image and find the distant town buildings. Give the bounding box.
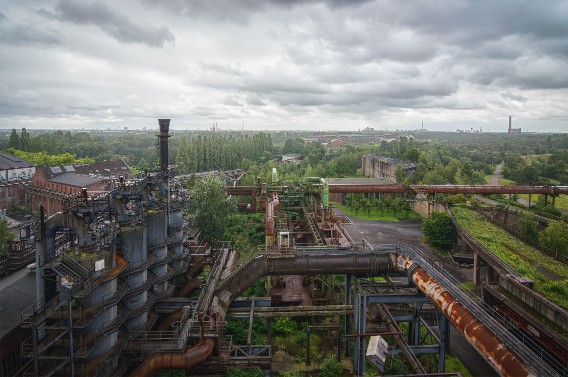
[362,155,416,181]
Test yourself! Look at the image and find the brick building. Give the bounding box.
[0,153,35,212]
[29,160,131,217]
[362,155,416,181]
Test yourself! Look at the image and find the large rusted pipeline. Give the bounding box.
[178,278,203,297]
[390,254,531,377]
[326,183,567,195]
[220,249,239,281]
[136,252,535,377]
[328,184,405,193]
[129,339,214,377]
[216,253,391,300]
[412,185,568,195]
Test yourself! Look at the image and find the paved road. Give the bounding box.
[335,209,498,377]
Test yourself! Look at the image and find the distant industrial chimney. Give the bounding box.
[158,119,171,171]
[509,116,512,131]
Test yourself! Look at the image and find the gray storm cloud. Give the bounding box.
[0,0,566,131]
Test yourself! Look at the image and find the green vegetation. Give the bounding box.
[176,133,273,174]
[334,201,419,221]
[186,175,236,242]
[445,355,473,377]
[422,212,455,249]
[0,220,15,255]
[226,368,264,377]
[319,355,343,377]
[279,371,305,377]
[540,221,568,255]
[503,150,568,185]
[336,194,419,221]
[7,148,94,166]
[518,212,540,242]
[223,318,267,344]
[452,206,568,309]
[273,317,297,336]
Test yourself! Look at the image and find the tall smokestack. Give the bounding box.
[509,116,512,131]
[158,119,171,172]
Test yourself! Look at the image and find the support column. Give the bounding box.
[411,302,421,346]
[473,253,481,286]
[356,293,367,377]
[68,296,74,376]
[306,327,311,366]
[345,274,352,357]
[439,314,450,373]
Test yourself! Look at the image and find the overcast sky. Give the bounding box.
[1,0,567,132]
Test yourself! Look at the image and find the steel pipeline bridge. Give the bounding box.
[228,184,568,195]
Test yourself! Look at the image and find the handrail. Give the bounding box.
[394,243,563,376]
[446,205,517,276]
[476,207,568,263]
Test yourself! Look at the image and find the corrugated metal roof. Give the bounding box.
[0,153,35,170]
[0,271,36,339]
[48,173,106,187]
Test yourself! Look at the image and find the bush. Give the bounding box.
[226,368,263,377]
[319,356,343,377]
[422,212,455,249]
[273,317,296,336]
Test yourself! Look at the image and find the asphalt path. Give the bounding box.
[335,208,498,377]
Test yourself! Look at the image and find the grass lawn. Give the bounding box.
[333,202,421,221]
[495,176,568,210]
[498,177,516,185]
[451,206,568,309]
[515,193,568,210]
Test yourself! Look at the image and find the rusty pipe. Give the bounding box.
[129,339,214,377]
[178,278,203,297]
[390,253,531,377]
[220,249,239,281]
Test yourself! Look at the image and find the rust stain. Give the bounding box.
[409,264,530,377]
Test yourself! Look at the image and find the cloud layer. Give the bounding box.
[0,0,567,131]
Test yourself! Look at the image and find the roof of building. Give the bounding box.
[48,173,106,187]
[38,160,131,180]
[72,160,131,177]
[0,153,35,170]
[0,270,36,340]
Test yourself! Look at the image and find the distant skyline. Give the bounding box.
[0,0,567,132]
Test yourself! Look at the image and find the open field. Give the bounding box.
[332,202,421,221]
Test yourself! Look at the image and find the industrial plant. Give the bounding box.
[1,119,567,377]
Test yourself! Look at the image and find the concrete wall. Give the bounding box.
[499,275,568,332]
[411,200,445,218]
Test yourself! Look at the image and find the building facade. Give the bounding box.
[29,160,131,217]
[0,154,35,212]
[362,154,416,181]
